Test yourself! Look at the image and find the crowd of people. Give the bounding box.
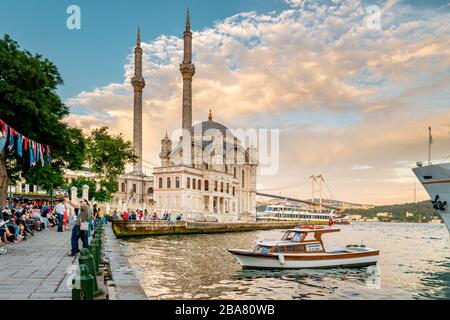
[0,198,107,257]
[111,209,183,223]
[0,200,57,243]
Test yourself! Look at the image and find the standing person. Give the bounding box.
[98,207,106,225]
[65,199,90,257]
[144,209,149,221]
[54,200,66,232]
[63,204,70,231]
[92,204,98,229]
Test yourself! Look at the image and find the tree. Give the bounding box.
[85,127,137,202]
[0,35,86,206]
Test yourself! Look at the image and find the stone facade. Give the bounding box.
[64,169,154,211]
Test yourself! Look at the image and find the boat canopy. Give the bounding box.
[285,228,340,234]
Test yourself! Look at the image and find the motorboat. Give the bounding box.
[228,227,379,269]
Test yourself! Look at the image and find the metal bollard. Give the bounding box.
[79,249,100,295]
[89,239,100,274]
[95,233,102,256]
[79,264,94,300]
[71,278,82,300]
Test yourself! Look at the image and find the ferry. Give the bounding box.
[413,162,450,232]
[257,204,336,225]
[228,227,379,269]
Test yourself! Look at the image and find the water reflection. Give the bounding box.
[125,223,449,300]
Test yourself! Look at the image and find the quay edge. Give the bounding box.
[112,221,301,238]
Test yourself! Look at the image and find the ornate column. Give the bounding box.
[180,9,195,133]
[132,28,146,175]
[70,186,78,202]
[82,185,89,201]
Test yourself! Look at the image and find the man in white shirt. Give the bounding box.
[54,200,66,232]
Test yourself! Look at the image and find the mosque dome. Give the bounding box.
[192,110,233,137]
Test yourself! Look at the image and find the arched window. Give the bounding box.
[147,187,154,194]
[121,183,125,193]
[198,180,202,190]
[193,178,196,190]
[214,181,218,192]
[220,182,224,193]
[176,177,180,188]
[167,177,171,189]
[242,170,245,188]
[204,180,209,191]
[232,187,235,196]
[159,178,163,189]
[226,183,230,194]
[234,167,237,179]
[187,177,191,189]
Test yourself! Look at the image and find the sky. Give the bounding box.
[1,0,449,205]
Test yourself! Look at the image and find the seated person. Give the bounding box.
[6,219,22,243]
[0,218,13,243]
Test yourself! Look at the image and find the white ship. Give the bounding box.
[413,162,450,232]
[257,204,335,225]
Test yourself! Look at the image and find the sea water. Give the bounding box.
[125,222,450,300]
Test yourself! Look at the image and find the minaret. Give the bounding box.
[180,9,195,133]
[131,27,145,175]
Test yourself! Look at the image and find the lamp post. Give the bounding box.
[50,183,54,209]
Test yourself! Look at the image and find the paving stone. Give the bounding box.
[0,227,78,300]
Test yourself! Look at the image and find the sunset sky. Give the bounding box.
[1,0,449,205]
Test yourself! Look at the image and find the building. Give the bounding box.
[153,11,258,223]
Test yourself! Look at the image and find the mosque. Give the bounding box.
[152,11,258,222]
[64,11,258,222]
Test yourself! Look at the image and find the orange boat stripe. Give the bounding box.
[422,179,450,185]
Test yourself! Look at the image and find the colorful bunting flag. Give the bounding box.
[0,124,7,153]
[17,134,23,157]
[0,117,51,167]
[38,143,45,166]
[8,127,15,151]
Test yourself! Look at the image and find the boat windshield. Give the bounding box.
[282,231,304,242]
[254,246,270,254]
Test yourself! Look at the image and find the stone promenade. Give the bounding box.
[0,227,76,300]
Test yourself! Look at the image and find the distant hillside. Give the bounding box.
[342,201,436,221]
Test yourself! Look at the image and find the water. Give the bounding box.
[124,223,450,300]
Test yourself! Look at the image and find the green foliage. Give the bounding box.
[85,127,137,201]
[0,34,86,192]
[343,201,436,222]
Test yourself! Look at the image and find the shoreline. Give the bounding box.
[112,221,302,238]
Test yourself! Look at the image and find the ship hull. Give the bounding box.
[228,249,379,269]
[413,163,450,232]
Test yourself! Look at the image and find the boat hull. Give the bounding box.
[413,164,450,232]
[228,249,379,270]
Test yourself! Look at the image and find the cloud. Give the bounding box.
[352,165,373,171]
[66,0,450,205]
